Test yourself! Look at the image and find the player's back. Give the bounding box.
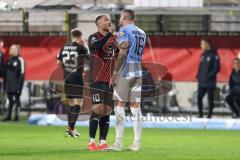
[119,24,146,77]
[58,42,88,80]
[125,24,146,63]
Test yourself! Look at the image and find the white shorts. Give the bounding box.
[113,76,142,102]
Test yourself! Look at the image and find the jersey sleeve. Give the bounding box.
[79,45,89,56]
[78,45,89,62]
[118,27,128,45]
[88,34,98,52]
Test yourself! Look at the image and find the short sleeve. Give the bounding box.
[118,27,128,45]
[79,45,89,56]
[88,34,98,49]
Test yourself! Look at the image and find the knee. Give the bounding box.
[130,108,142,121]
[114,106,125,121]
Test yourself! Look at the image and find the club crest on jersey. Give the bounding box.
[119,31,125,36]
[13,61,18,67]
[91,37,97,42]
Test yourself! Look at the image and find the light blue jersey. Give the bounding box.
[118,24,146,77]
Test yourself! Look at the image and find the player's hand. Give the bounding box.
[109,74,117,87]
[109,77,114,87]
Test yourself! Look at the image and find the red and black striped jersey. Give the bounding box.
[88,32,118,83]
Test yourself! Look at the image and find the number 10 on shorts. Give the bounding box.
[93,94,101,103]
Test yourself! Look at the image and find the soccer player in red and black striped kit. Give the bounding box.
[87,15,118,151]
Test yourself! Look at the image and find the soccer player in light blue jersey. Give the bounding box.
[110,9,146,151]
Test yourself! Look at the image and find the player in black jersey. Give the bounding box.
[57,29,88,138]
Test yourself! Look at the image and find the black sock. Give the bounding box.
[68,105,80,130]
[89,113,99,139]
[72,105,80,128]
[99,115,110,140]
[67,105,72,129]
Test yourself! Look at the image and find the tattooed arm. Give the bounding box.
[113,41,129,73]
[110,41,129,86]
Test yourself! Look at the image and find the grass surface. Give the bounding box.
[0,122,239,160]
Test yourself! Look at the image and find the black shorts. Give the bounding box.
[90,82,113,107]
[64,79,83,99]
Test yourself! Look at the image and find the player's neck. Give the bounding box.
[98,29,108,36]
[72,38,79,43]
[123,21,134,26]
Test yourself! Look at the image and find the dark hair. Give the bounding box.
[123,9,135,20]
[71,29,82,38]
[95,15,107,25]
[0,38,3,43]
[201,38,212,48]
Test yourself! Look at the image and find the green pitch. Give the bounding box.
[0,123,240,160]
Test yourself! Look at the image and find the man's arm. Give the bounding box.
[109,41,128,87]
[57,60,62,66]
[113,41,129,74]
[56,49,63,66]
[17,57,25,93]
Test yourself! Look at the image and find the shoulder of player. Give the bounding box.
[62,42,73,49]
[77,44,88,51]
[88,32,99,40]
[139,27,146,35]
[119,26,129,38]
[119,25,129,32]
[66,42,82,47]
[134,25,146,35]
[64,42,72,46]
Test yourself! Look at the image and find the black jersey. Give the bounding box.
[57,42,88,84]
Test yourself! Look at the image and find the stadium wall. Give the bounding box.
[2,35,239,107]
[2,35,239,81]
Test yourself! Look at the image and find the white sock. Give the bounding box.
[100,140,106,145]
[130,108,142,144]
[114,106,126,145]
[89,138,95,144]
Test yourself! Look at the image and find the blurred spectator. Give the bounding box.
[225,58,240,118]
[197,38,220,118]
[2,44,25,121]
